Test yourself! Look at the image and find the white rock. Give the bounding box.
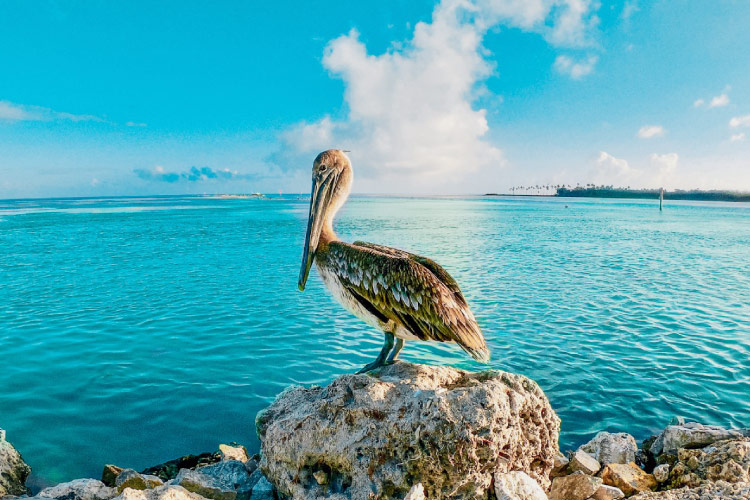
[494,471,547,500]
[653,464,670,483]
[569,450,601,475]
[257,362,560,500]
[579,432,638,465]
[403,483,425,500]
[37,479,117,500]
[591,484,625,500]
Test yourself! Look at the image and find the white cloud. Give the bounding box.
[126,121,147,127]
[650,153,678,186]
[729,115,750,128]
[276,0,599,190]
[730,133,746,143]
[709,93,730,108]
[693,99,705,108]
[637,125,666,139]
[594,151,633,182]
[0,100,103,123]
[553,54,598,79]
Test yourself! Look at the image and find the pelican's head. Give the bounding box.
[298,149,353,291]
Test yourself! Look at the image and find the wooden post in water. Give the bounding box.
[659,187,664,211]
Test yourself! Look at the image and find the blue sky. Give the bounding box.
[1,0,749,198]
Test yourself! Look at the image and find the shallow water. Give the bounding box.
[1,195,749,485]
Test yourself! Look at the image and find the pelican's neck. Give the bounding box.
[319,217,337,247]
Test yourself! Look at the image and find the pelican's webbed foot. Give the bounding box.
[356,332,395,374]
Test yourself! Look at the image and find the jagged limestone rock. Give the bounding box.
[580,432,638,465]
[548,472,602,500]
[37,479,117,500]
[630,480,750,499]
[494,471,547,500]
[219,445,249,463]
[257,362,560,500]
[0,430,31,497]
[665,438,750,489]
[599,463,657,496]
[651,423,743,455]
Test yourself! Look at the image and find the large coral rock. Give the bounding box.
[0,429,31,497]
[256,362,560,500]
[580,432,638,465]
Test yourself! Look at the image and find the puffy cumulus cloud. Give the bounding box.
[275,0,599,192]
[554,54,598,79]
[709,93,730,108]
[637,125,666,139]
[729,115,750,128]
[134,165,259,183]
[0,100,103,123]
[589,151,678,188]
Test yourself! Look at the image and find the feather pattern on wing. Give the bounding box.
[319,241,490,361]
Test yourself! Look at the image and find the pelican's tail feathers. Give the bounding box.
[463,345,491,364]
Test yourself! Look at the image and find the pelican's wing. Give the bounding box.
[325,241,490,362]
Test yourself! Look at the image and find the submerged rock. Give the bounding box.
[494,471,547,500]
[257,362,560,500]
[36,479,116,500]
[0,430,31,497]
[580,432,638,466]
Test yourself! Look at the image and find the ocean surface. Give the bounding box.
[1,195,749,486]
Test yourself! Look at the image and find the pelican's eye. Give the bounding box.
[317,164,327,173]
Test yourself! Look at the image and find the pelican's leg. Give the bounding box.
[385,338,404,364]
[356,332,395,374]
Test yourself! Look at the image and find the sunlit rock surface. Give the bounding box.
[256,362,560,500]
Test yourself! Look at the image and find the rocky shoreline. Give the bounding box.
[2,363,749,500]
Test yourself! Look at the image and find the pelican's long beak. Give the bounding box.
[298,171,337,291]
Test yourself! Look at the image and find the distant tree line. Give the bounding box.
[555,186,750,202]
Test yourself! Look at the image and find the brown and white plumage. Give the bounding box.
[298,149,490,372]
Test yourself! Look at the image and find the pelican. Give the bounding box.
[298,150,490,373]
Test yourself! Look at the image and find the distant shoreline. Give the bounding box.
[486,187,750,202]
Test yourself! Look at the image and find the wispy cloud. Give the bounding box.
[637,125,666,139]
[134,166,259,183]
[729,115,750,128]
[0,100,104,123]
[730,133,746,143]
[590,151,678,187]
[126,121,147,127]
[554,54,598,79]
[274,0,600,189]
[693,99,705,108]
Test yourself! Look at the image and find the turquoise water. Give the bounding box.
[1,195,749,486]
